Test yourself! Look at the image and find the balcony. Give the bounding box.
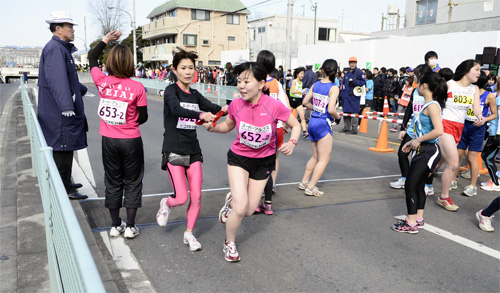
[142,44,178,62]
[142,18,179,40]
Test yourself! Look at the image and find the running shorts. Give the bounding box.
[227,150,275,180]
[457,121,486,152]
[411,142,441,172]
[289,97,303,109]
[308,116,333,142]
[443,119,465,144]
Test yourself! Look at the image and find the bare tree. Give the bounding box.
[87,0,129,36]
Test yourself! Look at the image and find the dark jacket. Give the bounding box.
[384,75,399,99]
[302,69,317,90]
[38,36,88,151]
[340,68,366,113]
[373,73,386,98]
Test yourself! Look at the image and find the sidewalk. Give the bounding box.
[0,87,119,292]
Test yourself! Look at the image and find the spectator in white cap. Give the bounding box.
[38,11,89,200]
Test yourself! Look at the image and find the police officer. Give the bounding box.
[340,57,366,134]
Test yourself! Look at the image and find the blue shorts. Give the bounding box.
[308,116,333,142]
[457,120,486,152]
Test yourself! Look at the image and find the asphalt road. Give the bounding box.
[77,84,500,292]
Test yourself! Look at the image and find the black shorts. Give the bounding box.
[227,150,275,180]
[411,142,441,172]
[289,97,303,109]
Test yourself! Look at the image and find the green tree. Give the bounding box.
[88,38,117,66]
[120,27,149,64]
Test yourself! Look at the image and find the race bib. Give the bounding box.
[238,121,272,149]
[269,93,278,100]
[312,93,328,113]
[176,102,200,129]
[465,105,482,121]
[98,98,128,125]
[451,94,473,110]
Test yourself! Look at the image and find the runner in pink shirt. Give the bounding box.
[205,62,301,262]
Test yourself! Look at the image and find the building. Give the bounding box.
[248,15,340,66]
[141,0,250,67]
[0,46,43,67]
[373,0,500,37]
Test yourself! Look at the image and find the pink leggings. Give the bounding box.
[166,161,203,230]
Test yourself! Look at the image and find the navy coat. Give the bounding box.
[38,36,88,151]
[340,68,366,113]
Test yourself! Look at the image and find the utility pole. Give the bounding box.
[311,2,317,44]
[285,0,293,71]
[132,0,137,66]
[84,16,88,52]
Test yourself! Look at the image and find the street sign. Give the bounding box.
[366,62,372,70]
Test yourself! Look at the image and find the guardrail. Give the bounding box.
[20,78,105,292]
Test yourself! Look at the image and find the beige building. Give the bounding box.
[141,0,250,67]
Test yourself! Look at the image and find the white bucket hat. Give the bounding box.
[45,11,78,25]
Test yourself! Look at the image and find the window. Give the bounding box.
[228,36,235,41]
[192,9,210,21]
[251,28,256,41]
[258,27,266,33]
[416,0,438,25]
[227,14,240,25]
[183,34,197,46]
[318,28,336,42]
[202,39,210,46]
[168,9,176,17]
[208,60,221,65]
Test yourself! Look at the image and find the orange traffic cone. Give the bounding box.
[197,83,201,91]
[369,117,394,153]
[215,86,219,96]
[477,152,489,175]
[359,108,368,133]
[292,109,297,118]
[383,96,389,116]
[207,84,212,93]
[459,164,470,172]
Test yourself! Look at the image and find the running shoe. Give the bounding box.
[183,232,202,251]
[437,196,459,211]
[223,241,241,262]
[481,178,493,186]
[416,218,425,229]
[460,169,471,179]
[219,192,232,224]
[462,185,477,197]
[449,181,458,190]
[476,210,495,232]
[305,186,324,197]
[298,182,308,190]
[390,178,405,189]
[156,197,172,227]
[391,218,418,234]
[124,226,140,239]
[256,202,273,215]
[272,184,277,194]
[480,182,500,191]
[303,131,309,139]
[424,185,434,196]
[390,127,397,132]
[109,221,126,237]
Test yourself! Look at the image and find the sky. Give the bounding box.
[0,0,407,49]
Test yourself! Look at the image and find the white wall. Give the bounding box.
[298,31,500,71]
[221,50,250,67]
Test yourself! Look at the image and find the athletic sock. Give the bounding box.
[109,208,121,227]
[126,208,138,227]
[416,217,423,222]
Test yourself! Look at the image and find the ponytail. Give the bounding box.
[419,72,447,108]
[321,59,338,83]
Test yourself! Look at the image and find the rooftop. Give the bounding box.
[147,0,250,18]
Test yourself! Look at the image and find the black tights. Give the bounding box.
[482,197,500,217]
[109,208,138,227]
[264,176,273,203]
[405,156,431,215]
[481,137,499,185]
[398,133,434,185]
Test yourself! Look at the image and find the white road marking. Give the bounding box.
[84,93,96,97]
[394,215,500,260]
[76,148,96,187]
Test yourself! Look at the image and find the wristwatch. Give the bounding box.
[289,139,298,146]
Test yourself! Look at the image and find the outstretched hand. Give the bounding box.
[103,30,122,44]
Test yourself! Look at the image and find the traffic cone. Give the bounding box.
[459,164,470,172]
[292,109,297,118]
[369,117,394,153]
[359,108,368,133]
[216,86,219,96]
[477,152,489,175]
[207,84,211,93]
[383,96,389,116]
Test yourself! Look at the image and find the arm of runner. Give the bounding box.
[478,93,497,123]
[278,113,301,156]
[400,90,415,131]
[327,86,340,119]
[403,103,443,153]
[472,85,485,125]
[290,80,301,95]
[302,84,315,110]
[206,115,236,133]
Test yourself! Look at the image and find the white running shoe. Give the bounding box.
[424,185,434,196]
[124,226,140,239]
[481,182,500,191]
[109,221,126,237]
[481,179,493,186]
[462,185,477,197]
[460,169,471,179]
[183,232,202,251]
[156,197,171,227]
[223,241,240,262]
[390,178,405,189]
[449,181,458,190]
[219,192,232,224]
[476,210,494,232]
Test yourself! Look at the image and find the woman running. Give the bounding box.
[156,48,226,251]
[208,62,300,262]
[289,67,309,137]
[437,60,484,211]
[299,59,341,196]
[392,71,446,233]
[89,31,148,239]
[453,71,497,196]
[480,82,500,191]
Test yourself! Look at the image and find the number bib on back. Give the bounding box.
[312,93,328,113]
[177,102,200,129]
[238,121,272,149]
[98,98,128,125]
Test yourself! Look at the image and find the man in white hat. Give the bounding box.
[38,11,88,200]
